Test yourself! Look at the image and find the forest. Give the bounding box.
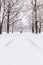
[0,0,43,34]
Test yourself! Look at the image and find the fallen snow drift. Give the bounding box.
[0,32,43,65]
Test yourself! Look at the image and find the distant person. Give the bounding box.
[20,30,22,33]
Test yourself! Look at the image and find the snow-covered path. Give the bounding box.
[0,32,43,65]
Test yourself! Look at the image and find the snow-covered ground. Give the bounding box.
[0,32,43,65]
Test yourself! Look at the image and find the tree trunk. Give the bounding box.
[7,12,9,33]
[35,21,38,33]
[32,8,34,33]
[34,0,38,33]
[7,3,10,33]
[0,0,1,11]
[12,23,14,33]
[32,22,34,33]
[0,22,2,34]
[7,7,10,33]
[39,22,41,33]
[0,0,2,34]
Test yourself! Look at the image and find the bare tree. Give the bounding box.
[31,0,43,33]
[7,2,10,33]
[0,0,7,33]
[0,0,1,11]
[1,0,43,33]
[0,0,2,34]
[32,0,38,33]
[6,0,23,33]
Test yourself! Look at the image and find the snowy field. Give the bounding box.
[0,32,43,65]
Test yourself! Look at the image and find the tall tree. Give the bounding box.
[32,0,38,33]
[7,0,23,33]
[0,0,2,34]
[31,0,43,33]
[7,3,10,33]
[34,0,38,33]
[31,0,34,33]
[0,0,1,11]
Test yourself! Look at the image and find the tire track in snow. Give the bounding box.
[0,37,17,54]
[0,39,13,53]
[0,34,21,54]
[20,33,43,52]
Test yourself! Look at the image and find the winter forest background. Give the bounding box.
[0,0,43,34]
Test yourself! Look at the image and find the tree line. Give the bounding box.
[0,0,43,34]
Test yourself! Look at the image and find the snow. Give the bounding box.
[0,32,43,65]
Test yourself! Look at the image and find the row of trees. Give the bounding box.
[0,0,43,34]
[0,0,24,34]
[32,0,43,33]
